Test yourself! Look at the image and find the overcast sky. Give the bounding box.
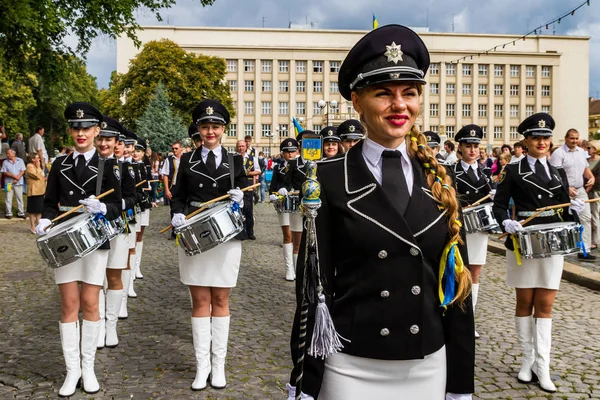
[86,0,600,97]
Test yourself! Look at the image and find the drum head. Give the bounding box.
[523,222,577,232]
[42,213,93,239]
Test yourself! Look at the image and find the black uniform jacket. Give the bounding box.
[268,158,306,193]
[170,146,247,215]
[453,162,492,207]
[492,158,574,251]
[120,160,138,211]
[43,152,122,250]
[289,141,475,398]
[132,161,151,210]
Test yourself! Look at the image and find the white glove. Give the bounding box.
[79,196,107,215]
[122,199,127,210]
[269,194,278,202]
[171,213,186,228]
[286,383,315,400]
[489,189,496,200]
[446,393,472,400]
[35,218,52,236]
[228,188,244,205]
[502,219,523,234]
[278,187,289,196]
[569,198,585,215]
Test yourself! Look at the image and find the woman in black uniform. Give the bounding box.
[320,126,343,159]
[287,25,474,400]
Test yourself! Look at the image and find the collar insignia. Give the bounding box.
[348,125,356,133]
[206,106,214,115]
[76,109,85,119]
[469,129,476,136]
[384,42,403,64]
[538,119,546,128]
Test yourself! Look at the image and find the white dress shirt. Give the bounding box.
[526,155,551,178]
[201,146,223,169]
[460,160,479,180]
[510,154,525,164]
[73,148,97,166]
[159,155,181,185]
[550,144,588,188]
[361,137,413,195]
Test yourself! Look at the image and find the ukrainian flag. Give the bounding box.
[373,13,379,30]
[292,117,304,136]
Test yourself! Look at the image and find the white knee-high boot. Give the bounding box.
[211,316,230,389]
[472,283,479,338]
[119,270,131,319]
[283,243,295,281]
[515,315,536,383]
[128,253,137,298]
[191,317,211,390]
[97,289,105,348]
[105,289,122,347]
[58,321,81,397]
[81,320,101,394]
[534,318,556,392]
[135,241,144,279]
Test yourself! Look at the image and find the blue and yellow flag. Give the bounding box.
[372,13,379,30]
[292,117,304,137]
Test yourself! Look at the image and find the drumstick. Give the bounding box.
[146,179,159,183]
[159,183,261,234]
[464,194,492,209]
[498,209,546,240]
[135,180,147,187]
[271,191,300,195]
[46,189,116,231]
[535,197,600,211]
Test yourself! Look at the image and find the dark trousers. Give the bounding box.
[243,191,254,236]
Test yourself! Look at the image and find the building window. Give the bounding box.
[428,125,439,133]
[510,126,519,140]
[228,124,237,137]
[330,61,341,73]
[262,60,272,73]
[479,64,488,76]
[261,102,271,115]
[446,126,455,138]
[430,103,439,117]
[279,102,289,115]
[228,80,237,92]
[462,104,471,117]
[430,83,439,95]
[541,85,551,96]
[313,81,323,93]
[244,101,254,114]
[296,81,306,93]
[446,83,455,95]
[244,59,254,72]
[494,84,503,96]
[279,60,289,73]
[430,63,439,75]
[310,124,320,132]
[446,103,455,117]
[313,102,321,115]
[526,85,535,96]
[244,80,254,92]
[510,85,519,96]
[481,126,487,139]
[330,82,339,93]
[232,101,237,112]
[279,81,289,92]
[541,66,551,78]
[279,124,290,137]
[526,105,534,117]
[313,61,323,73]
[296,102,306,115]
[261,124,272,137]
[478,104,487,117]
[494,127,503,140]
[462,84,472,95]
[510,65,519,77]
[226,59,237,72]
[494,65,504,77]
[330,103,340,114]
[510,105,519,118]
[494,104,503,117]
[244,124,254,136]
[446,63,455,76]
[526,65,535,77]
[542,105,550,113]
[478,84,487,95]
[463,64,472,76]
[296,60,306,73]
[262,80,271,92]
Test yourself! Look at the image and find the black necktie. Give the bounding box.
[535,160,550,184]
[466,165,477,182]
[206,150,216,175]
[75,154,86,182]
[382,150,409,215]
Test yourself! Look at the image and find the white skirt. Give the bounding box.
[278,212,303,232]
[107,234,129,269]
[178,240,241,287]
[54,249,109,286]
[506,250,563,290]
[466,232,488,265]
[140,209,150,226]
[319,346,447,400]
[127,226,137,249]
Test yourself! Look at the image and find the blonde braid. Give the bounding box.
[407,126,472,306]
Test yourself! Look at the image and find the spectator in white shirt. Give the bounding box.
[28,126,48,170]
[510,141,525,164]
[1,149,26,218]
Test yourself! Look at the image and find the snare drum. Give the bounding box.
[175,202,245,256]
[105,216,126,240]
[37,213,109,268]
[516,222,581,259]
[463,203,498,234]
[274,194,301,214]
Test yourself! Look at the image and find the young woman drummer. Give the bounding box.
[320,126,343,159]
[35,103,122,396]
[269,138,306,281]
[453,125,494,339]
[492,113,584,393]
[287,25,474,400]
[170,99,246,391]
[131,138,151,283]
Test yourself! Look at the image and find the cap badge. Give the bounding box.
[100,121,107,129]
[287,141,292,147]
[328,130,333,136]
[427,135,432,141]
[76,109,85,119]
[384,42,403,64]
[206,106,214,115]
[390,73,400,79]
[538,119,546,128]
[469,129,476,136]
[348,125,356,133]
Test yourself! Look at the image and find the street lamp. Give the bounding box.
[318,99,338,126]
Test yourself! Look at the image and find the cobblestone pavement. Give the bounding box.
[1,203,600,399]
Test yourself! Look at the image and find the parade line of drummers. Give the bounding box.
[34,24,595,400]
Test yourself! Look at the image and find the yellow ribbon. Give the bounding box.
[510,234,522,266]
[438,240,465,307]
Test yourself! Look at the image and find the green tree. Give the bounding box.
[135,82,187,153]
[0,68,37,134]
[100,39,233,128]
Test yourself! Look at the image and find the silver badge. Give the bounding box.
[390,73,400,79]
[538,119,546,128]
[384,42,403,64]
[426,135,432,141]
[287,141,292,147]
[128,166,135,178]
[328,130,333,136]
[113,165,120,181]
[76,109,85,119]
[101,121,107,129]
[348,125,356,133]
[206,106,214,115]
[469,129,476,136]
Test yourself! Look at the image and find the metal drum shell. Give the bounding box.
[462,203,499,234]
[274,194,302,214]
[516,222,581,259]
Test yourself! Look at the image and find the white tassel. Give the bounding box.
[308,294,348,359]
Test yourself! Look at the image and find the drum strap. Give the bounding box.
[228,153,235,190]
[96,158,105,196]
